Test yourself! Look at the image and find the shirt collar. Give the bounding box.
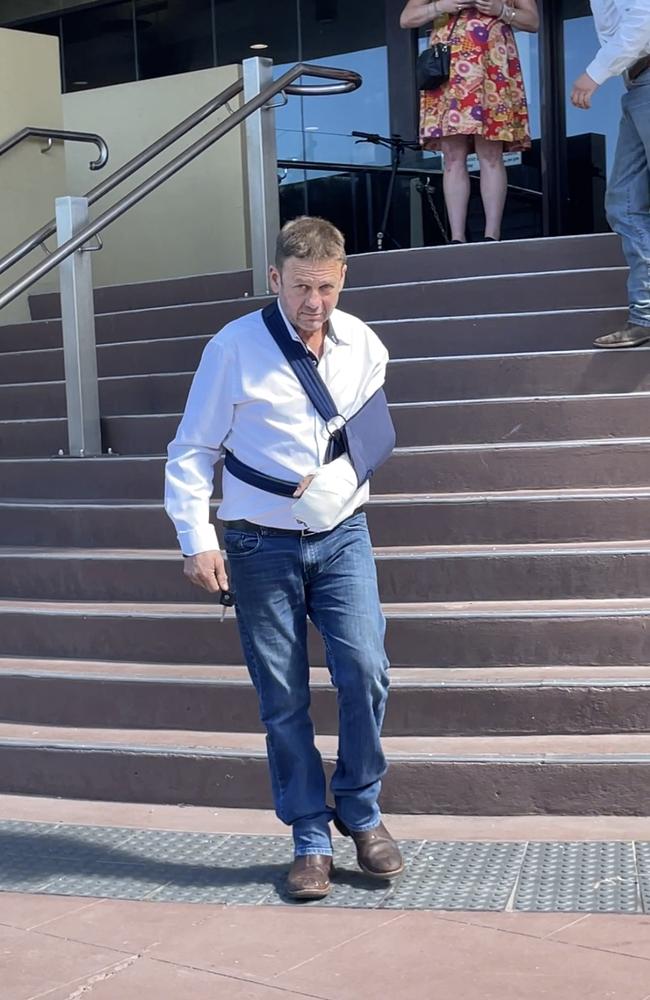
[275,300,351,347]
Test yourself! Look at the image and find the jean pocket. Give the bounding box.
[340,512,367,531]
[223,530,263,557]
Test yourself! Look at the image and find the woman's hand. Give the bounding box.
[437,0,474,12]
[473,0,504,14]
[400,0,472,28]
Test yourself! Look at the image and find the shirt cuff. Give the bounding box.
[177,523,219,556]
[586,56,613,86]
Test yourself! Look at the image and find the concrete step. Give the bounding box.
[0,658,648,737]
[5,347,650,423]
[26,233,624,320]
[1,267,628,355]
[3,488,650,549]
[0,309,630,387]
[3,793,650,840]
[3,597,650,667]
[6,392,650,457]
[5,541,650,604]
[1,723,649,813]
[2,438,649,499]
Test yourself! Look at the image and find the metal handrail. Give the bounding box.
[0,127,109,171]
[0,63,360,292]
[0,80,243,280]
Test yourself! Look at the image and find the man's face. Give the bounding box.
[269,257,347,336]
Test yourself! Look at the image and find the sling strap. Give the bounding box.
[224,302,395,497]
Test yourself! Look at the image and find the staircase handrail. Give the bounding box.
[0,126,109,173]
[0,63,360,302]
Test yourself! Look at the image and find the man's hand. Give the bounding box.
[293,474,315,498]
[571,72,599,109]
[184,550,229,593]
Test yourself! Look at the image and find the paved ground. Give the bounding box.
[2,796,650,999]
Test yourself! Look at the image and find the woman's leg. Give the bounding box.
[441,135,472,243]
[475,136,507,240]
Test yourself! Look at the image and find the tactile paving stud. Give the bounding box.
[629,842,650,914]
[514,842,640,913]
[381,841,525,911]
[0,822,645,914]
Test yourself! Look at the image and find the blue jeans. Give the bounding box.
[223,512,389,857]
[606,68,650,328]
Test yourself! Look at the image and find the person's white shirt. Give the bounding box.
[164,301,389,556]
[588,0,650,84]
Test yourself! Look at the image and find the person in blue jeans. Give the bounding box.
[571,1,650,349]
[164,216,403,900]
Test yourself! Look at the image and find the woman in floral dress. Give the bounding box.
[400,0,539,243]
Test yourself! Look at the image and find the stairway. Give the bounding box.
[3,230,650,816]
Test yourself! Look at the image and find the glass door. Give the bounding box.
[561,0,624,233]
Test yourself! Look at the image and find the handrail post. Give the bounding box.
[55,196,102,457]
[243,57,280,297]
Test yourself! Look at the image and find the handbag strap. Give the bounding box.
[446,12,462,39]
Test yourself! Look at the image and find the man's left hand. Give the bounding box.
[571,72,599,109]
[293,474,315,498]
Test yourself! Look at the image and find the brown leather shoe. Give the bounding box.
[334,817,404,880]
[594,323,650,348]
[286,854,333,900]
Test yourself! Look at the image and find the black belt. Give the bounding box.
[629,55,650,80]
[223,508,365,538]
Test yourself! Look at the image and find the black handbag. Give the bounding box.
[416,13,461,92]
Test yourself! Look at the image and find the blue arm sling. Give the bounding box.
[224,302,395,498]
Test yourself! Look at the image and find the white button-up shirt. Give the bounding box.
[164,302,389,555]
[588,0,650,84]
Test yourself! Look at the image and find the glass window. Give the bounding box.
[16,14,61,37]
[563,6,624,178]
[135,0,214,80]
[213,0,299,67]
[297,0,389,166]
[561,0,624,232]
[62,1,137,92]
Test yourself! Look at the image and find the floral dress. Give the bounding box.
[420,8,531,151]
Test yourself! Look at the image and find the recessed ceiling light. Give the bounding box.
[250,43,268,50]
[305,126,319,131]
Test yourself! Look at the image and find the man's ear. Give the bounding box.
[340,263,348,289]
[269,265,281,294]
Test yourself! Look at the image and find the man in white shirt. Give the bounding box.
[164,217,403,900]
[571,1,650,348]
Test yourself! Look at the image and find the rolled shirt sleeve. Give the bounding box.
[587,2,650,84]
[164,336,235,556]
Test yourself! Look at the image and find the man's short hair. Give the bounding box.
[275,216,347,271]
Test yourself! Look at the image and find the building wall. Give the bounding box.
[0,27,66,325]
[62,65,249,291]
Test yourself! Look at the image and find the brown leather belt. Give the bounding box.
[628,54,650,81]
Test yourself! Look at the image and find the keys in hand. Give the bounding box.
[218,589,235,622]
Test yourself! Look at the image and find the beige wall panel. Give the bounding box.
[0,27,65,325]
[62,66,248,291]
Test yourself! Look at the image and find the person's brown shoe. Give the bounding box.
[334,817,404,880]
[594,323,650,349]
[286,854,333,900]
